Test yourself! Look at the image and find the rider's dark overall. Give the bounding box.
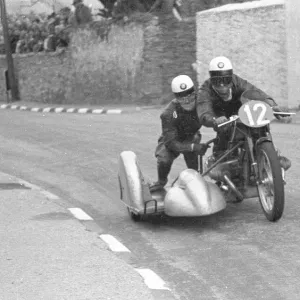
[153,99,202,190]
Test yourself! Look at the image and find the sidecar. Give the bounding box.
[118,151,226,220]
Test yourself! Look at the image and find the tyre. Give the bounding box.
[256,142,284,222]
[127,208,141,222]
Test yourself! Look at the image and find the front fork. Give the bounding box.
[248,135,278,185]
[246,136,260,184]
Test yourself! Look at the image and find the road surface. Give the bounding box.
[0,108,299,300]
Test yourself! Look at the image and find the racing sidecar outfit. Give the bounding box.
[196,74,291,170]
[153,99,202,190]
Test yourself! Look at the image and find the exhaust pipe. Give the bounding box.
[223,175,244,201]
[223,175,259,200]
[242,186,259,199]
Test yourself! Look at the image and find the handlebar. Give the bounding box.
[217,111,296,128]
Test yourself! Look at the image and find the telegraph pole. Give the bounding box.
[0,0,20,101]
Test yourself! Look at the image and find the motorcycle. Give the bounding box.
[118,99,294,222]
[203,100,295,222]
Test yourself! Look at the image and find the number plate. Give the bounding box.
[238,100,274,128]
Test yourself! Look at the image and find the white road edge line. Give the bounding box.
[16,179,41,190]
[78,108,89,113]
[40,190,60,200]
[135,269,170,290]
[55,107,64,113]
[68,208,93,221]
[99,234,131,252]
[92,109,104,114]
[106,109,122,114]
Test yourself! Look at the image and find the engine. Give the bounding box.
[204,156,241,182]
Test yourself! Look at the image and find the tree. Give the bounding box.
[30,0,64,12]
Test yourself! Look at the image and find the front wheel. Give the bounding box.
[256,142,284,222]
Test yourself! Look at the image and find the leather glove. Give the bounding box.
[272,106,290,120]
[192,131,202,144]
[192,143,209,156]
[213,116,229,131]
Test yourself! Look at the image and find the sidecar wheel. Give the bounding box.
[256,142,284,222]
[127,208,141,222]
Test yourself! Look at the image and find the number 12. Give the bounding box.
[244,103,269,126]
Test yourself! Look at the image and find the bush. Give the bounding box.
[68,23,144,104]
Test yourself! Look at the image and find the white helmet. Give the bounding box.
[171,75,194,97]
[209,56,233,78]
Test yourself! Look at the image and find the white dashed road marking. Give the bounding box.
[2,171,174,295]
[100,234,131,252]
[135,269,170,290]
[68,208,93,220]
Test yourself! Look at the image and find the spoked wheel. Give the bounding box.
[256,142,284,222]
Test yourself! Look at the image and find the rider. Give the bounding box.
[196,56,291,171]
[150,75,209,192]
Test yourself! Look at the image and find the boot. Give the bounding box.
[149,162,171,192]
[279,155,291,171]
[276,148,291,171]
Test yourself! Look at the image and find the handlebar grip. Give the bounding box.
[273,112,296,115]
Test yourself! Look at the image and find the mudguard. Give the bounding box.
[164,169,226,216]
[118,151,165,215]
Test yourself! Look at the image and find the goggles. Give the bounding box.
[177,90,196,104]
[211,76,232,87]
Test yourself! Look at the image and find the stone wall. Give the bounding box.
[137,0,255,104]
[138,2,209,104]
[196,0,288,106]
[286,0,300,108]
[0,25,145,105]
[0,0,259,105]
[0,51,71,103]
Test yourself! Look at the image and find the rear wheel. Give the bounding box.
[256,142,284,222]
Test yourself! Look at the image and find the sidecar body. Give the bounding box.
[118,151,226,220]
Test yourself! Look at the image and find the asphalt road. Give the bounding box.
[1,108,300,300]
